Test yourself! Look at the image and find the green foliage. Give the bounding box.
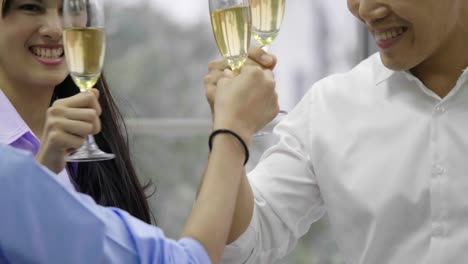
[105,5,218,118]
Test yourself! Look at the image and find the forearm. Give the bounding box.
[182,134,246,263]
[227,171,254,243]
[196,156,254,245]
[0,147,210,264]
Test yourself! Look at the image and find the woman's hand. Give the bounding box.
[212,64,279,146]
[205,47,277,123]
[36,89,102,173]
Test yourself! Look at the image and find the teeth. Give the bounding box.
[375,27,405,41]
[30,47,64,59]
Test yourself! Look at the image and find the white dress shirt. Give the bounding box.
[221,53,468,264]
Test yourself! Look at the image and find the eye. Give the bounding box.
[18,3,42,12]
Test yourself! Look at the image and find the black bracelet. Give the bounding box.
[209,129,249,165]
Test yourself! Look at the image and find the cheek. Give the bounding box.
[347,0,360,18]
[3,26,31,48]
[413,17,448,51]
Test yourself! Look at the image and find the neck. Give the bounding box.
[0,76,55,139]
[410,23,468,98]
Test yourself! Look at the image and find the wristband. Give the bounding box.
[209,129,249,165]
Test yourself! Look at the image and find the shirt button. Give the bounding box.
[432,165,446,177]
[432,223,445,237]
[435,106,446,114]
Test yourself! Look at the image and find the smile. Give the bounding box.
[374,27,407,41]
[29,46,65,66]
[29,46,64,59]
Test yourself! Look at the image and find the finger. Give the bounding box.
[90,88,102,115]
[204,70,225,86]
[244,57,263,67]
[240,65,264,81]
[47,129,86,151]
[208,59,229,71]
[205,83,216,106]
[223,69,235,78]
[263,69,275,80]
[248,47,277,69]
[63,108,99,122]
[50,118,98,138]
[63,108,101,133]
[55,90,102,115]
[90,88,100,99]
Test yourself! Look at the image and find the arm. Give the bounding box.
[222,93,327,263]
[183,65,278,264]
[202,48,277,244]
[0,146,209,264]
[205,48,327,263]
[0,64,278,264]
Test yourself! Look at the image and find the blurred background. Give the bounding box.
[105,0,376,263]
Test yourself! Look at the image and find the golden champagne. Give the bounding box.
[210,5,251,72]
[250,0,286,46]
[63,27,105,92]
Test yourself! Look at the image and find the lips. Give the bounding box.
[29,45,65,65]
[372,27,408,49]
[374,27,408,41]
[29,46,64,59]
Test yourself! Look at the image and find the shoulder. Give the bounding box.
[0,145,33,165]
[302,53,393,105]
[314,53,387,93]
[0,145,37,178]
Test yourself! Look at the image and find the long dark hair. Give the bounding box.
[2,0,154,224]
[58,77,153,224]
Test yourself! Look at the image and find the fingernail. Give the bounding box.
[260,54,273,64]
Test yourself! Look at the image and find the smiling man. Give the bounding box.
[203,0,468,263]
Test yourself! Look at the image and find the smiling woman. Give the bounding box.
[0,0,154,223]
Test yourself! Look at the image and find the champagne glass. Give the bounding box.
[62,0,115,162]
[250,0,287,137]
[209,0,251,74]
[250,0,286,51]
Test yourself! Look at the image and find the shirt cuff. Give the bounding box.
[179,237,211,264]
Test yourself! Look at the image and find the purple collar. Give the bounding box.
[0,89,40,154]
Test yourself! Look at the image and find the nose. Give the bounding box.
[347,0,390,24]
[38,11,63,42]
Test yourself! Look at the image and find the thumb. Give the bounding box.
[90,88,100,99]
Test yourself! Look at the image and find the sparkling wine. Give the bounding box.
[250,0,286,46]
[210,5,251,72]
[63,27,105,91]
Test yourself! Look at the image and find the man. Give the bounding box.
[205,0,468,263]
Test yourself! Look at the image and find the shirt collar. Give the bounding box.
[373,53,397,85]
[374,53,468,98]
[0,89,36,145]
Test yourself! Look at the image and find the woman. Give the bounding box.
[0,0,151,223]
[0,0,280,262]
[0,57,279,263]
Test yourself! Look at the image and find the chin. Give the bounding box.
[379,53,414,71]
[43,69,68,82]
[34,74,68,88]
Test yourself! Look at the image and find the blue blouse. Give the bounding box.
[0,145,210,264]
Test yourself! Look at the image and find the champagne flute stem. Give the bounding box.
[86,134,97,148]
